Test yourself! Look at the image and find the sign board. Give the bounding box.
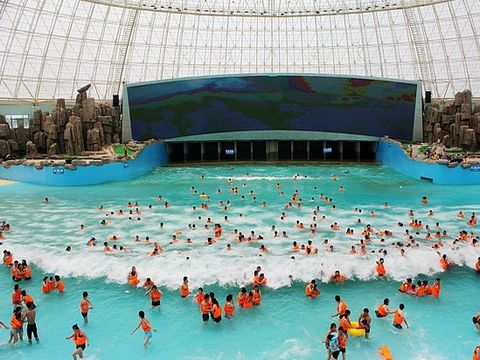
[53,167,64,175]
[323,147,333,153]
[225,149,235,155]
[470,165,480,172]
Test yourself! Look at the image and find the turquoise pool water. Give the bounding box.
[0,163,479,359]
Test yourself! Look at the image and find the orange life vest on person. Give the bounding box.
[339,317,351,331]
[150,290,161,302]
[73,332,87,346]
[12,290,22,304]
[376,263,386,276]
[377,304,388,317]
[338,333,347,348]
[24,266,32,278]
[200,301,211,314]
[10,315,23,330]
[42,281,50,294]
[24,294,34,305]
[48,280,56,292]
[337,300,348,316]
[431,283,440,297]
[237,293,247,307]
[252,291,261,305]
[11,267,23,280]
[195,293,204,305]
[180,285,190,297]
[243,296,253,308]
[393,310,404,325]
[4,254,13,266]
[141,319,151,332]
[128,272,139,286]
[212,305,222,318]
[80,299,91,313]
[440,258,448,270]
[399,283,408,293]
[424,285,432,295]
[57,280,65,293]
[473,347,480,360]
[417,287,425,297]
[224,302,235,316]
[305,284,313,297]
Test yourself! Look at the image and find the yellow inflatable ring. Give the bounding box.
[347,321,365,337]
[200,194,208,198]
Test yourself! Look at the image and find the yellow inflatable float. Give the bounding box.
[347,321,365,337]
[200,194,208,198]
[378,345,393,360]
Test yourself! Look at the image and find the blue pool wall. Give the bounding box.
[376,139,480,185]
[0,142,167,186]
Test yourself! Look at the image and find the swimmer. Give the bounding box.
[143,278,155,291]
[148,285,162,311]
[25,301,39,344]
[210,298,222,323]
[180,276,190,298]
[358,308,371,339]
[128,266,140,286]
[473,312,480,331]
[200,293,212,322]
[66,324,88,360]
[131,311,156,349]
[193,288,205,306]
[330,270,346,283]
[80,291,93,324]
[224,294,235,319]
[376,258,386,276]
[331,295,348,318]
[392,303,409,329]
[475,257,480,273]
[55,275,65,293]
[375,298,395,318]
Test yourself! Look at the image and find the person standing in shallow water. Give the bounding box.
[131,310,156,349]
[24,301,39,344]
[66,324,88,360]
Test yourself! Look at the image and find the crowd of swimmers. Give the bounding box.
[0,174,480,359]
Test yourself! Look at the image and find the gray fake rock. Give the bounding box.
[33,131,47,152]
[8,139,18,153]
[0,115,6,124]
[462,89,472,105]
[14,126,30,152]
[77,84,91,93]
[0,123,9,139]
[454,92,463,106]
[82,98,96,123]
[64,116,85,155]
[48,143,58,157]
[25,141,39,157]
[0,139,10,157]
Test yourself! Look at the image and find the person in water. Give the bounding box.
[392,303,409,329]
[66,324,88,360]
[80,291,93,324]
[131,311,156,349]
[472,312,480,331]
[25,301,39,344]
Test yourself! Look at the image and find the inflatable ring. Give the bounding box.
[347,321,365,337]
[200,194,208,198]
[378,345,392,360]
[175,231,183,236]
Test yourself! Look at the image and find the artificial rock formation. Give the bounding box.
[0,84,121,158]
[424,89,480,151]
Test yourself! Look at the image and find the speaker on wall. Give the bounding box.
[425,91,431,104]
[113,94,119,107]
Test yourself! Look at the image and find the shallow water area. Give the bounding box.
[0,163,479,359]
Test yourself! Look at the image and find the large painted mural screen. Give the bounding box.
[127,75,418,141]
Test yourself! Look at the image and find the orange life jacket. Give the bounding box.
[180,285,190,297]
[376,263,386,276]
[73,332,87,346]
[10,315,23,330]
[24,266,32,278]
[393,310,404,325]
[252,291,261,305]
[224,302,235,315]
[150,290,161,302]
[57,280,65,293]
[212,305,222,318]
[200,301,211,314]
[337,300,348,316]
[377,304,388,317]
[80,299,91,313]
[141,319,151,332]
